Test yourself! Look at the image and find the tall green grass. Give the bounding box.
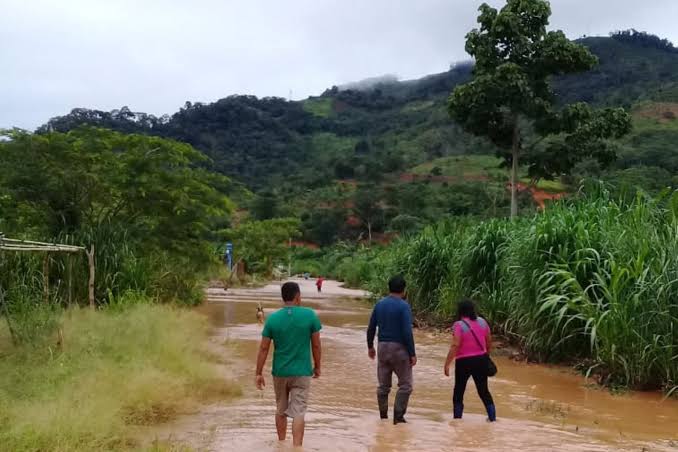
[0,303,240,452]
[334,187,678,393]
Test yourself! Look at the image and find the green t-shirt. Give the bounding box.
[262,305,322,377]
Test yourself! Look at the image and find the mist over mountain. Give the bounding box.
[337,74,400,92]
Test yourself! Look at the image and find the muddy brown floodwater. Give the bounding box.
[153,279,678,451]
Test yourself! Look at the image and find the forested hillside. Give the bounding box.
[40,31,678,243]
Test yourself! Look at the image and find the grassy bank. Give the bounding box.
[0,303,240,452]
[319,187,678,393]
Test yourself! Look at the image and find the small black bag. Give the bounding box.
[461,320,497,377]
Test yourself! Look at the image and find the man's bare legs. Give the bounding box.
[275,414,287,441]
[275,415,305,447]
[292,417,305,447]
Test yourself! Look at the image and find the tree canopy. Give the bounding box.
[0,127,236,303]
[449,0,632,217]
[224,218,301,274]
[0,128,234,257]
[611,30,678,54]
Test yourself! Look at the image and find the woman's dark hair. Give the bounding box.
[456,298,478,321]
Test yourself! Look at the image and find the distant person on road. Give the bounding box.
[443,298,496,422]
[315,276,324,293]
[255,282,322,447]
[367,275,416,424]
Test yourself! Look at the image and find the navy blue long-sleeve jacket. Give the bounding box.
[366,295,416,357]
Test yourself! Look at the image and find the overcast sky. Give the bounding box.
[2,0,677,130]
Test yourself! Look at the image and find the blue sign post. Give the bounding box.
[225,242,233,271]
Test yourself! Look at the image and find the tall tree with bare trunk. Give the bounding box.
[449,0,631,218]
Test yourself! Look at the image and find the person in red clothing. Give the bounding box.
[315,277,324,293]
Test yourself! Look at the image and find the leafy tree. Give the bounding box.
[333,161,355,179]
[354,139,370,154]
[0,128,233,258]
[0,127,235,304]
[303,208,346,246]
[449,0,631,217]
[352,186,384,243]
[224,218,301,275]
[611,30,678,54]
[395,183,435,220]
[250,191,280,220]
[388,214,425,235]
[380,151,406,173]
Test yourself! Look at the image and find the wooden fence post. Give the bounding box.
[42,253,50,304]
[67,254,73,306]
[87,244,95,308]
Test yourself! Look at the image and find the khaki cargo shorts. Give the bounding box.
[273,376,311,419]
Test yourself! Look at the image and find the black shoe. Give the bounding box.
[393,416,407,425]
[380,412,388,420]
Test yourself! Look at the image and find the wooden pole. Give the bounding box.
[43,253,50,304]
[87,244,95,308]
[67,254,73,306]
[0,250,17,345]
[0,284,18,346]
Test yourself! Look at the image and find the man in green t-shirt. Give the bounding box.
[255,281,322,447]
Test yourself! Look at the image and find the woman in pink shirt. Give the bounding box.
[443,298,496,422]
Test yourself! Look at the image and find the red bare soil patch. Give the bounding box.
[511,182,566,209]
[358,232,397,245]
[345,215,361,227]
[398,173,564,208]
[634,102,678,123]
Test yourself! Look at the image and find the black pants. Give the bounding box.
[453,355,494,407]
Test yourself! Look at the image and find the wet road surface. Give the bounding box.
[154,279,678,451]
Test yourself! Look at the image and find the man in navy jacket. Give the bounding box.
[367,275,416,424]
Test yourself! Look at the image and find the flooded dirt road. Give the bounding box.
[160,279,678,451]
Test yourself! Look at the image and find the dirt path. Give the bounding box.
[154,279,678,451]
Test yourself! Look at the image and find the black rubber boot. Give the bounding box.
[378,394,389,419]
[393,392,410,425]
[486,403,497,422]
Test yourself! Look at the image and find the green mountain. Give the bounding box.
[40,31,678,242]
